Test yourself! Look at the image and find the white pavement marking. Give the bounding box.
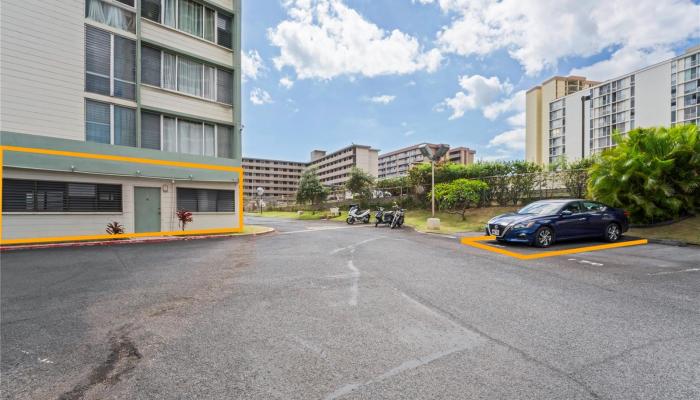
[648,268,700,276]
[38,358,55,364]
[347,260,359,306]
[568,258,604,267]
[331,237,381,254]
[279,225,371,235]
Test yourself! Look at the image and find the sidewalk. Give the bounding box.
[0,226,275,252]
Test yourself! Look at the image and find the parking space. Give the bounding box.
[461,235,648,260]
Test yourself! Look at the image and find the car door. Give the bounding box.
[554,201,587,239]
[581,201,606,237]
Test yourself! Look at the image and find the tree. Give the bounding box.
[558,157,594,198]
[588,125,700,224]
[433,179,489,220]
[345,167,375,200]
[296,168,328,209]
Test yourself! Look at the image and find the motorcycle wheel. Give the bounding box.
[391,219,398,229]
[346,217,354,225]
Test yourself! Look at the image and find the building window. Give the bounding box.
[141,46,233,105]
[2,179,122,212]
[86,0,136,33]
[86,100,136,147]
[85,26,136,100]
[177,188,235,212]
[141,0,232,48]
[140,111,234,158]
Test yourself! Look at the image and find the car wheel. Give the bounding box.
[534,227,555,248]
[604,223,621,242]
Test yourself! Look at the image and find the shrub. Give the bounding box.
[588,125,700,224]
[105,221,125,235]
[176,209,193,231]
[433,179,489,220]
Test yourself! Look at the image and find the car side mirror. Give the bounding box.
[561,210,573,216]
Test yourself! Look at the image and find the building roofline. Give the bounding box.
[378,142,439,158]
[307,143,380,164]
[242,157,308,166]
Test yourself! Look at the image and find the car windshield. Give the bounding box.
[517,202,563,216]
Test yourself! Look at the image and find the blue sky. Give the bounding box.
[241,0,700,162]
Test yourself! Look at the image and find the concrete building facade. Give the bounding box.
[1,0,242,242]
[525,76,599,165]
[378,143,476,179]
[307,145,380,187]
[525,46,700,166]
[242,157,305,203]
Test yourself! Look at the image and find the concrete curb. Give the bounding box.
[646,238,698,247]
[0,227,276,252]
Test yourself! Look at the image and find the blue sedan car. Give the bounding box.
[486,199,630,248]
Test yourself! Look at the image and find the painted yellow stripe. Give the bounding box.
[460,235,648,260]
[0,146,244,245]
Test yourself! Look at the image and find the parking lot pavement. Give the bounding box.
[2,216,699,399]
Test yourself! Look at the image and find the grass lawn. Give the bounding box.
[403,207,517,234]
[245,211,345,221]
[232,225,274,235]
[629,216,700,245]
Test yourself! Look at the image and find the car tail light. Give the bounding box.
[623,210,630,217]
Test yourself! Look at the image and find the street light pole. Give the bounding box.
[431,160,435,218]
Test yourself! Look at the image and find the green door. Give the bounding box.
[134,187,161,233]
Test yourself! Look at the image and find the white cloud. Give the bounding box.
[367,94,396,104]
[441,75,515,120]
[506,112,526,127]
[430,0,700,76]
[482,90,526,120]
[242,50,265,81]
[279,76,295,89]
[250,88,273,105]
[570,46,675,81]
[488,128,525,151]
[404,130,415,136]
[268,0,442,80]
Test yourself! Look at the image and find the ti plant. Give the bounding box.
[176,209,193,231]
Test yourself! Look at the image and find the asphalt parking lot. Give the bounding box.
[1,216,699,399]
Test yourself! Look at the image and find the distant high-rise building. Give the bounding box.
[378,143,476,179]
[525,46,700,166]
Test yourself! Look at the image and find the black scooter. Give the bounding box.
[375,206,404,228]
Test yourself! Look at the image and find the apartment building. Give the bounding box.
[446,146,476,165]
[0,0,242,242]
[242,157,305,202]
[378,143,476,179]
[525,76,599,165]
[525,46,700,166]
[307,145,379,187]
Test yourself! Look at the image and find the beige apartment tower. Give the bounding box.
[525,76,599,165]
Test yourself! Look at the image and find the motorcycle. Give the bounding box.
[346,204,371,224]
[374,205,405,228]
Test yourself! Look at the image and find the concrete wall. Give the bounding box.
[141,86,233,124]
[2,168,240,240]
[525,88,542,164]
[0,0,85,140]
[563,94,585,162]
[636,62,672,128]
[141,19,233,68]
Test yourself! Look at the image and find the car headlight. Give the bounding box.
[512,221,535,230]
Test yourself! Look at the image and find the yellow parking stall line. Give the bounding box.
[460,235,648,260]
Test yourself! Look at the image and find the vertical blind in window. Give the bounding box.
[177,57,203,97]
[217,14,233,49]
[2,179,122,212]
[86,100,136,147]
[141,112,161,150]
[178,0,203,37]
[217,125,233,158]
[141,45,161,86]
[85,26,135,100]
[113,36,136,99]
[163,52,178,90]
[86,100,110,143]
[177,188,235,212]
[163,116,177,152]
[178,120,203,155]
[141,0,161,22]
[85,26,111,96]
[217,69,232,104]
[114,106,136,146]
